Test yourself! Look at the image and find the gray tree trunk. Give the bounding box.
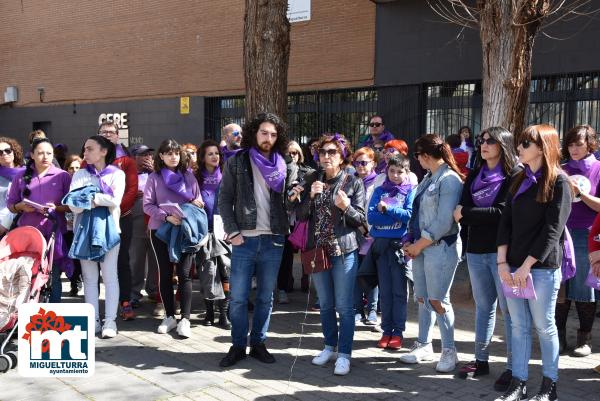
[243,0,291,122]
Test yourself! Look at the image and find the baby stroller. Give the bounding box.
[0,225,54,373]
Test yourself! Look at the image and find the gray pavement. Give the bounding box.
[1,263,599,401]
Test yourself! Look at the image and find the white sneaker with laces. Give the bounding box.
[157,316,177,334]
[176,318,191,338]
[333,356,351,375]
[436,347,458,372]
[101,320,117,339]
[312,349,337,366]
[399,341,434,364]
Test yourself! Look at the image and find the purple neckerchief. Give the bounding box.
[115,144,128,158]
[161,168,194,201]
[85,164,119,196]
[375,159,387,174]
[0,166,24,181]
[249,147,286,193]
[360,171,377,190]
[361,130,394,148]
[471,164,505,207]
[562,227,576,282]
[567,154,596,175]
[513,165,541,202]
[380,177,413,198]
[201,167,222,195]
[221,145,241,160]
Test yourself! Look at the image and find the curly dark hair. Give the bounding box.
[562,124,598,161]
[153,139,188,174]
[0,136,24,167]
[240,112,289,156]
[317,132,353,167]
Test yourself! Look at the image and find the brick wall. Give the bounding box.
[0,0,374,106]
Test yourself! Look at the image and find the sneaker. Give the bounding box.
[249,343,276,364]
[152,303,164,317]
[593,364,600,375]
[69,287,79,297]
[364,310,378,326]
[310,303,320,311]
[333,356,351,375]
[387,335,402,350]
[529,376,557,401]
[278,290,290,304]
[101,320,117,338]
[355,313,363,323]
[494,369,513,392]
[176,318,191,338]
[120,301,135,321]
[377,335,391,349]
[312,348,337,366]
[157,316,177,334]
[219,346,247,368]
[493,377,527,401]
[458,360,489,379]
[399,341,434,364]
[436,347,458,372]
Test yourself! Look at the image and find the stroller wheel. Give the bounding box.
[7,351,17,369]
[0,355,10,373]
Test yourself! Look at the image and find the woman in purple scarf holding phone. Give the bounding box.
[143,139,204,339]
[495,125,572,401]
[453,127,517,390]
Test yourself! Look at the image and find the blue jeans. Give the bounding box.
[412,240,460,349]
[312,250,358,358]
[506,268,561,381]
[229,234,285,348]
[566,228,595,302]
[467,253,512,368]
[353,282,378,316]
[50,265,62,303]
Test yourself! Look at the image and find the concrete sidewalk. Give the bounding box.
[1,265,599,401]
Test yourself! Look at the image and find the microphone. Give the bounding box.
[287,179,306,197]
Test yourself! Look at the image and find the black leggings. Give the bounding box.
[150,230,194,319]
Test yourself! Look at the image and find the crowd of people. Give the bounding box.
[2,113,600,401]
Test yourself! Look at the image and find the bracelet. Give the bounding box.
[229,232,240,240]
[497,261,507,265]
[164,215,169,222]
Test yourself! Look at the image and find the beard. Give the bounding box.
[258,141,273,153]
[229,141,241,150]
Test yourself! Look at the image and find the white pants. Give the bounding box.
[80,244,121,323]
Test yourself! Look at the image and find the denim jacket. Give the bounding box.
[409,164,463,243]
[156,202,209,263]
[63,185,120,261]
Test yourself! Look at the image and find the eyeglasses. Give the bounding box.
[353,160,372,167]
[318,148,338,157]
[520,139,532,149]
[289,151,299,157]
[100,130,118,136]
[369,122,383,128]
[232,130,241,137]
[477,137,498,146]
[413,152,422,159]
[0,148,13,156]
[383,148,398,155]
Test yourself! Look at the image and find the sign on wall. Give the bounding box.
[180,97,190,115]
[98,112,131,146]
[287,0,310,23]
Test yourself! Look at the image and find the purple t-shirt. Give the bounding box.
[563,160,600,229]
[142,170,201,230]
[7,165,71,237]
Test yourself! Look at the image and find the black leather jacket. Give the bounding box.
[218,150,297,236]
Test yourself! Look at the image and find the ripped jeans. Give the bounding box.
[412,239,461,349]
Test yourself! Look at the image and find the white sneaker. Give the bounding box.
[95,319,102,334]
[399,341,434,364]
[312,349,337,366]
[333,356,351,375]
[278,290,290,304]
[157,316,177,334]
[436,347,458,372]
[101,320,117,339]
[176,318,191,338]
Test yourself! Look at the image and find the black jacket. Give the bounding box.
[459,166,517,254]
[218,150,297,236]
[497,173,572,269]
[293,169,365,254]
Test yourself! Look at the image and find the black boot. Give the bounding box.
[494,377,527,401]
[217,299,231,330]
[202,299,214,326]
[558,328,567,355]
[219,345,246,368]
[529,377,557,401]
[554,300,570,354]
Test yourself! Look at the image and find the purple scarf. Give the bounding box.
[221,146,241,161]
[567,154,596,175]
[86,164,119,196]
[0,166,24,181]
[471,164,505,207]
[361,171,377,191]
[161,168,194,201]
[249,147,286,193]
[513,165,541,202]
[361,130,394,148]
[115,144,128,158]
[201,167,222,194]
[380,177,413,199]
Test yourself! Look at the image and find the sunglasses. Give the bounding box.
[318,148,339,157]
[477,137,498,146]
[369,122,383,128]
[353,160,372,167]
[289,151,299,156]
[231,130,241,137]
[520,139,532,149]
[0,148,12,156]
[383,148,399,155]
